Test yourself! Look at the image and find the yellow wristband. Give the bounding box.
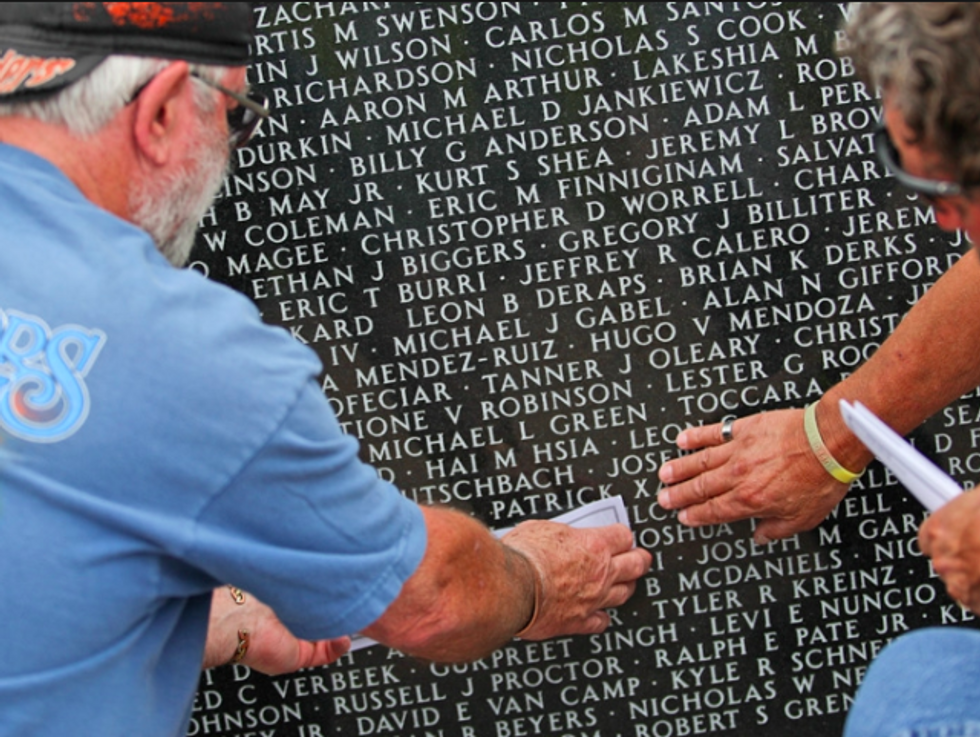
[804,402,864,484]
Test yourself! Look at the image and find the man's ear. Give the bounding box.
[131,61,193,167]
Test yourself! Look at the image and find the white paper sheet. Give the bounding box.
[839,399,962,512]
[347,495,632,651]
[491,494,630,538]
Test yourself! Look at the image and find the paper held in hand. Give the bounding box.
[838,399,962,512]
[347,495,632,651]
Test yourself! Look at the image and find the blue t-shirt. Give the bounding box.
[0,145,427,736]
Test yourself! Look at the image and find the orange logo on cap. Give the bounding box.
[0,50,76,94]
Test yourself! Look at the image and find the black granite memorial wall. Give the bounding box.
[188,3,980,736]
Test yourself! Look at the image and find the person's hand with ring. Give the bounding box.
[657,408,854,544]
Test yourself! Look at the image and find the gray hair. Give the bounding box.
[845,2,980,184]
[0,55,227,136]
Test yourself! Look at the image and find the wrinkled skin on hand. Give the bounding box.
[204,588,350,675]
[919,491,980,614]
[500,521,652,640]
[657,409,850,544]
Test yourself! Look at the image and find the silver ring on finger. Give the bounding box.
[721,418,735,443]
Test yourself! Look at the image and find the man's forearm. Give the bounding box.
[819,250,980,469]
[361,506,538,662]
[362,506,648,662]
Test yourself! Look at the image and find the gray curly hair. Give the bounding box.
[846,2,980,185]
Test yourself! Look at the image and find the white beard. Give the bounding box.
[129,122,228,267]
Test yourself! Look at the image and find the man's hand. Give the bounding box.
[204,588,350,675]
[363,508,651,661]
[919,491,980,613]
[656,409,851,544]
[501,521,652,640]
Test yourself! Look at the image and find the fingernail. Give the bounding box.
[755,534,770,546]
[677,509,688,524]
[658,465,673,484]
[658,490,671,508]
[675,431,688,448]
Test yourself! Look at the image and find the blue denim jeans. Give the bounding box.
[844,628,980,737]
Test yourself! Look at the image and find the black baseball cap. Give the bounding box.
[0,2,254,101]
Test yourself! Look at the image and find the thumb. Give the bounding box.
[753,518,798,545]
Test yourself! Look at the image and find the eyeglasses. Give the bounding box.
[189,71,270,149]
[873,120,965,202]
